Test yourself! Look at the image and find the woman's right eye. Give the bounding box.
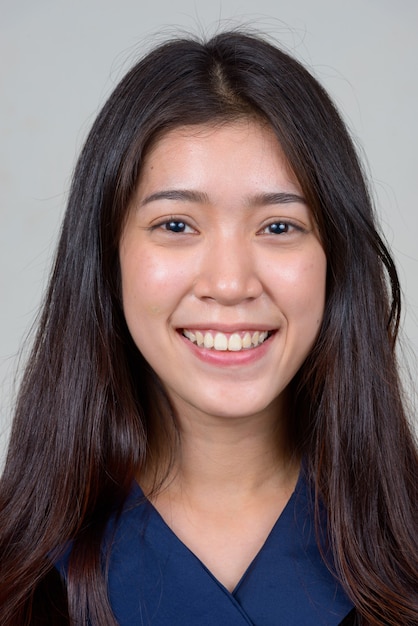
[146,216,199,240]
[150,218,197,234]
[162,220,189,233]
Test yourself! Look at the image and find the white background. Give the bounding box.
[1,0,417,465]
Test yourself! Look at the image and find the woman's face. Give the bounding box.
[119,121,326,425]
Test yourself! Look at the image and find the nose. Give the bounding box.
[193,235,263,305]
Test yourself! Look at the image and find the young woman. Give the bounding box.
[0,31,417,626]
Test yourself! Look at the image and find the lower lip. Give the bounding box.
[178,332,275,367]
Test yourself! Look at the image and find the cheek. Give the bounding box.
[303,257,326,309]
[120,248,190,322]
[272,249,327,323]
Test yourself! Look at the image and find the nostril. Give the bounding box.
[193,273,263,305]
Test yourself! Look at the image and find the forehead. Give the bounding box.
[144,119,281,157]
[138,120,301,195]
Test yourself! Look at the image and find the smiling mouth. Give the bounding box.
[182,329,273,352]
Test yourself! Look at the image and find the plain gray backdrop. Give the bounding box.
[1,0,417,466]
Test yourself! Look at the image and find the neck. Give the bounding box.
[143,394,300,503]
[187,419,294,490]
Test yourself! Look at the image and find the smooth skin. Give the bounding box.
[119,120,327,591]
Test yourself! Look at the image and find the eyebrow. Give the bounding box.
[140,189,209,206]
[139,189,306,207]
[248,192,307,207]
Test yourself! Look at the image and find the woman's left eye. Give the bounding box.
[261,221,301,235]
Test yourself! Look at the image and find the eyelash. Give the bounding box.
[259,220,305,236]
[151,218,306,236]
[151,219,195,234]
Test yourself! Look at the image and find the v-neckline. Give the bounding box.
[101,466,354,625]
[133,468,304,595]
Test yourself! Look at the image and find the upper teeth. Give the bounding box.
[182,330,270,351]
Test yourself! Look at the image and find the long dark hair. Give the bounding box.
[0,30,417,625]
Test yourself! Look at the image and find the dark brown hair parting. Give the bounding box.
[0,30,417,625]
